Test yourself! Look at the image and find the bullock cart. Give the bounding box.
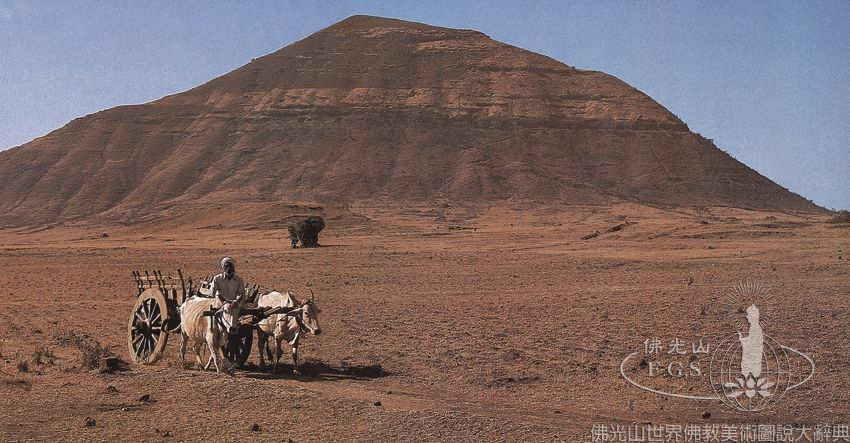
[127,269,287,366]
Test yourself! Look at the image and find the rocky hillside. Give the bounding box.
[0,15,822,227]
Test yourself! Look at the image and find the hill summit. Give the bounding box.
[0,15,821,226]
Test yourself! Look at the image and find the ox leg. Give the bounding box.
[291,344,300,375]
[257,330,267,370]
[205,340,221,373]
[290,331,302,376]
[193,342,203,368]
[179,333,187,365]
[265,339,274,362]
[212,352,221,373]
[273,336,284,374]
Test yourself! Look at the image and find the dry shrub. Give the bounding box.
[828,210,850,224]
[82,341,113,370]
[32,347,56,366]
[53,330,120,371]
[0,377,31,389]
[16,360,29,372]
[53,330,87,348]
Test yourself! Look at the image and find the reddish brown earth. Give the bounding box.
[0,15,821,228]
[0,204,847,442]
[0,15,844,443]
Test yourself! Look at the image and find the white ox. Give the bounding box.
[179,296,241,373]
[256,291,321,374]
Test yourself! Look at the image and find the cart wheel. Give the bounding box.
[222,325,253,367]
[128,288,170,364]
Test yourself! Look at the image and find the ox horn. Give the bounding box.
[309,288,315,301]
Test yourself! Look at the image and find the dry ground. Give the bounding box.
[0,203,847,442]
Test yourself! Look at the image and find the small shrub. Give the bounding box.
[53,330,117,370]
[828,210,850,224]
[32,347,56,366]
[16,360,29,373]
[79,340,113,370]
[53,330,87,348]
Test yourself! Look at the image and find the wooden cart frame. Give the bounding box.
[128,270,259,366]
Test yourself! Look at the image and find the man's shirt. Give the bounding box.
[210,272,245,302]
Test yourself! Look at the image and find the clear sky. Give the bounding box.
[1,1,848,209]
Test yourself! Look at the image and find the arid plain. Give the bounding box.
[1,202,847,442]
[1,15,847,443]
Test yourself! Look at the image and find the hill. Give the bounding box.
[0,15,822,227]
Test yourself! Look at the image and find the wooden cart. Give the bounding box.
[127,270,259,365]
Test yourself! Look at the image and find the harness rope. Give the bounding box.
[213,309,227,331]
[213,305,241,332]
[273,305,309,334]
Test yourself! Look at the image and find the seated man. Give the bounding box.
[210,256,246,306]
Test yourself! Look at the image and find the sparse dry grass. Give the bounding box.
[53,330,118,371]
[32,347,56,366]
[0,376,31,390]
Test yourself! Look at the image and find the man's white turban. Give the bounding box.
[221,256,236,269]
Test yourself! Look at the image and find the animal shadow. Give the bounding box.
[241,359,390,382]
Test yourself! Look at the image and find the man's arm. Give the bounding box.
[210,275,225,302]
[235,276,247,303]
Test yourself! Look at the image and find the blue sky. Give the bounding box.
[1,1,848,209]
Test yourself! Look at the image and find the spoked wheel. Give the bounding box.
[128,288,171,364]
[222,325,253,367]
